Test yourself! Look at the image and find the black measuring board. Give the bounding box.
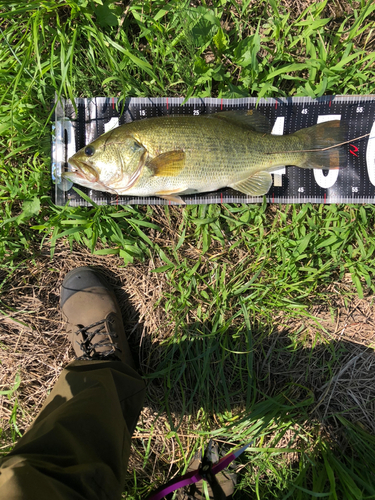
[51,95,375,206]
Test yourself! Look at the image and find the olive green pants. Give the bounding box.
[0,360,146,500]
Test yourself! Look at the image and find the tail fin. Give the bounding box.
[294,120,347,170]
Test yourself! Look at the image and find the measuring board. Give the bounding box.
[52,95,375,206]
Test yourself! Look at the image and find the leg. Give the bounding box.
[0,268,146,500]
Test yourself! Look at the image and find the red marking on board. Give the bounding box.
[169,200,171,205]
[350,144,359,157]
[112,97,115,110]
[220,192,223,203]
[329,99,331,108]
[275,101,278,110]
[324,193,326,203]
[272,193,275,203]
[166,97,169,110]
[116,195,119,206]
[221,99,223,110]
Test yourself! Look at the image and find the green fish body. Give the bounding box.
[65,111,346,202]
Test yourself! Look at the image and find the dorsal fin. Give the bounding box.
[208,110,271,133]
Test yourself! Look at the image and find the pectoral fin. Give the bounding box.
[230,171,273,196]
[148,150,186,177]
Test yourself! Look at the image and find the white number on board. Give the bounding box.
[366,121,375,186]
[313,115,341,189]
[104,117,119,133]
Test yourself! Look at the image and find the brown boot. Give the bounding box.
[61,266,135,367]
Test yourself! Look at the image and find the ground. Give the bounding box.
[1,236,375,486]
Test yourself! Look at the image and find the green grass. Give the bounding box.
[0,372,22,451]
[1,0,375,498]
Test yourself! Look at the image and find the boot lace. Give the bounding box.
[75,316,121,361]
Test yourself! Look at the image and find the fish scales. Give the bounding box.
[129,116,300,184]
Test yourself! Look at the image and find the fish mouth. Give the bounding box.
[66,158,99,182]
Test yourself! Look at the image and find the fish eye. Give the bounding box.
[84,146,95,156]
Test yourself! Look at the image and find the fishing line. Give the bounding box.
[264,132,371,155]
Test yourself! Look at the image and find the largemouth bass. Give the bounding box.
[64,110,346,202]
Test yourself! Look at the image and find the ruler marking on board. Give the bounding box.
[53,95,375,206]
